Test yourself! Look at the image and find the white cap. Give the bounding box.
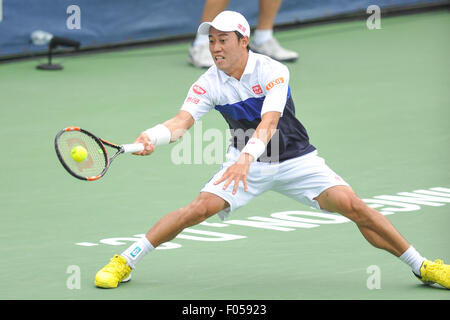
[197,11,250,38]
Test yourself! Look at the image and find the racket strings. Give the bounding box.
[56,131,107,178]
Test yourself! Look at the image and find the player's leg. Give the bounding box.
[314,185,409,257]
[95,146,273,288]
[250,0,299,62]
[145,191,228,247]
[314,185,450,289]
[256,0,281,30]
[95,192,228,288]
[189,0,230,68]
[200,0,230,23]
[274,151,449,288]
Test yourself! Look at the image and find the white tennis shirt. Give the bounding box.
[181,50,315,162]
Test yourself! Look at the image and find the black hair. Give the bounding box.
[234,31,250,52]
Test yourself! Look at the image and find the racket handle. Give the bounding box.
[121,143,145,153]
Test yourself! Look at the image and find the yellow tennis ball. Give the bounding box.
[71,145,88,162]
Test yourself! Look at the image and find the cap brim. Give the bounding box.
[197,22,213,35]
[197,21,236,35]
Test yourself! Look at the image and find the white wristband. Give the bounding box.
[144,124,171,147]
[241,138,265,162]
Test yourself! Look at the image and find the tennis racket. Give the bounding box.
[54,126,144,181]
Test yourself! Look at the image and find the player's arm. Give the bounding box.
[243,111,281,161]
[214,111,281,194]
[242,62,289,162]
[133,110,194,156]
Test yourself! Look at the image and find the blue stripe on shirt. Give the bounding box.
[214,87,291,122]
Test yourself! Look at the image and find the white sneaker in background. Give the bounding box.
[188,43,214,68]
[250,37,299,62]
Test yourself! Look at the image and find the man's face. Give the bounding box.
[208,27,248,77]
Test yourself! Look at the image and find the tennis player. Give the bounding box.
[95,11,449,289]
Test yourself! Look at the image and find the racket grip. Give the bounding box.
[122,143,145,153]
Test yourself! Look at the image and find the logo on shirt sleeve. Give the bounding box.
[192,85,206,95]
[265,77,284,91]
[252,85,263,95]
[185,96,200,104]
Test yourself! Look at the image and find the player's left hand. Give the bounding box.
[214,153,253,195]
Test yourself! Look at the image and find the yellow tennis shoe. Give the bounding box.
[95,254,132,288]
[415,259,450,289]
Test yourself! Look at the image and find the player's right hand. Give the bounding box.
[132,132,155,156]
[213,153,251,195]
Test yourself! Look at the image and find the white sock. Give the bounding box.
[193,33,209,47]
[252,29,273,46]
[399,246,426,276]
[121,237,155,269]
